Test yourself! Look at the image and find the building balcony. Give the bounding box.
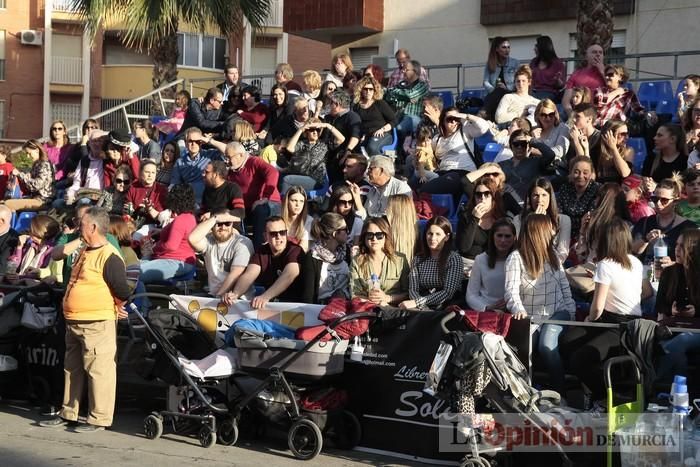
[263,0,284,28]
[283,0,383,46]
[51,56,84,93]
[52,0,84,22]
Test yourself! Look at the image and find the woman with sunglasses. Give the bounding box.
[6,140,55,212]
[632,176,696,268]
[505,213,575,393]
[327,185,363,247]
[282,119,344,194]
[642,124,688,186]
[96,166,132,215]
[300,213,351,304]
[463,162,522,215]
[281,186,313,252]
[531,99,569,173]
[43,119,73,182]
[593,65,647,128]
[556,156,601,240]
[467,218,516,311]
[316,81,338,119]
[595,119,633,184]
[457,177,505,274]
[400,216,462,310]
[498,129,555,202]
[156,141,179,185]
[514,177,571,264]
[419,106,490,200]
[350,217,409,306]
[352,75,396,156]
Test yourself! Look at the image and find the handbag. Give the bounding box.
[565,264,595,294]
[21,302,57,330]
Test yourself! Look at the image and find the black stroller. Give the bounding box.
[128,293,374,460]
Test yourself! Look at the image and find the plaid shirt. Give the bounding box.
[409,251,463,309]
[385,80,430,117]
[387,66,431,89]
[593,86,645,127]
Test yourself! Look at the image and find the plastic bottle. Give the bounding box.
[370,273,381,291]
[654,235,668,281]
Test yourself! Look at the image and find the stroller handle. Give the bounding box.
[603,355,642,388]
[440,309,464,334]
[128,292,176,303]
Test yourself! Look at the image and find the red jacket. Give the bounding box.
[227,156,280,212]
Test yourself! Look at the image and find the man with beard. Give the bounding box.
[200,160,245,229]
[189,208,254,301]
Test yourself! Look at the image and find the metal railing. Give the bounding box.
[0,59,4,81]
[52,0,77,12]
[51,56,83,85]
[56,78,183,141]
[264,0,283,28]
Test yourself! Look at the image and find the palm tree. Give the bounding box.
[72,0,271,113]
[575,0,614,66]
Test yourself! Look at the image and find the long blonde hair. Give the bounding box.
[518,213,558,278]
[233,120,256,143]
[385,194,418,263]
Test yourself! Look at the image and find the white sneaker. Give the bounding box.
[0,355,18,372]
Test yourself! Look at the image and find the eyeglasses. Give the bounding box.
[365,232,386,240]
[186,139,201,145]
[216,221,234,227]
[114,178,130,185]
[651,196,675,205]
[337,199,353,207]
[51,127,65,131]
[540,112,556,119]
[214,99,224,104]
[362,87,375,91]
[511,140,529,149]
[474,190,492,198]
[268,229,288,238]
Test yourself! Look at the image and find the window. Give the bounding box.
[0,0,6,9]
[568,31,626,74]
[176,33,227,70]
[349,47,379,70]
[0,30,5,81]
[0,100,5,138]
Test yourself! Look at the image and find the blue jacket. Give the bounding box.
[483,57,520,93]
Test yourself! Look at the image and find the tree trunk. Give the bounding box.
[576,0,614,64]
[149,19,179,116]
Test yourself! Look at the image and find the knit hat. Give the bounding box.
[622,175,642,190]
[108,129,132,147]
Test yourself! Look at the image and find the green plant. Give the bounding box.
[10,151,33,172]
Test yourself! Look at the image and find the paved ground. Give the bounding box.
[0,399,425,467]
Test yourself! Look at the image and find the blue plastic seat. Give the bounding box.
[430,194,457,221]
[437,90,454,108]
[307,173,330,199]
[475,132,495,152]
[482,143,503,163]
[151,268,197,294]
[637,81,673,109]
[627,137,648,174]
[417,219,428,238]
[622,81,634,92]
[380,128,399,156]
[13,211,37,233]
[460,88,486,100]
[655,99,677,115]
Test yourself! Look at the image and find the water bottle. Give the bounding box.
[370,273,380,291]
[653,234,668,281]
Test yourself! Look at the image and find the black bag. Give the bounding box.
[19,318,66,407]
[435,331,485,401]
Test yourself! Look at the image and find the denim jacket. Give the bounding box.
[483,57,520,93]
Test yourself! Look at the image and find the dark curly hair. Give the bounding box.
[166,183,195,214]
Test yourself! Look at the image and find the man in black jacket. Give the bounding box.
[217,64,248,114]
[177,87,226,140]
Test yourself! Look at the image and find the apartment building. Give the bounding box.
[0,0,329,140]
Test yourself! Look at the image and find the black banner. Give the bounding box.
[342,311,531,463]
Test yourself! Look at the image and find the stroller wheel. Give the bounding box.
[144,414,164,440]
[217,418,239,446]
[288,418,323,460]
[330,410,362,449]
[198,425,217,448]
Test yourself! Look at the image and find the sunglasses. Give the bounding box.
[605,73,617,78]
[446,117,461,124]
[216,221,234,227]
[540,112,556,119]
[362,87,375,91]
[185,139,201,144]
[51,127,65,131]
[474,190,492,198]
[337,199,353,207]
[482,172,500,177]
[305,128,319,133]
[511,140,529,149]
[115,178,130,185]
[268,229,287,238]
[364,232,386,240]
[651,196,675,205]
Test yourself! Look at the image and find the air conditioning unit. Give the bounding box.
[20,30,43,46]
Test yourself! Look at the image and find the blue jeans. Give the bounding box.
[657,332,700,381]
[250,201,281,248]
[139,259,194,284]
[536,310,570,392]
[280,175,318,195]
[363,132,394,156]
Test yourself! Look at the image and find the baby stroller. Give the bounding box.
[433,309,573,467]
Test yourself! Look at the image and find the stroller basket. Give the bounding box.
[236,330,349,378]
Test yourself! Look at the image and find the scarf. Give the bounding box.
[311,241,346,265]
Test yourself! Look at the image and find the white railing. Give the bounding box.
[51,56,83,85]
[264,0,283,27]
[52,0,77,12]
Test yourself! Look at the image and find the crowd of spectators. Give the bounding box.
[1,36,700,411]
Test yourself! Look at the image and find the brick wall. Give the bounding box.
[287,34,332,78]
